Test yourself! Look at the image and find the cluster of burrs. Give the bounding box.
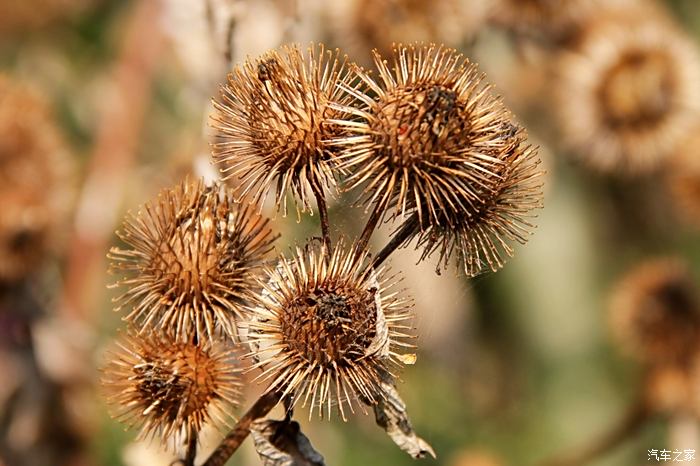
[101,43,543,465]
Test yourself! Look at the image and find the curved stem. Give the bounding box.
[202,390,282,466]
[538,399,649,466]
[369,215,418,271]
[310,182,332,261]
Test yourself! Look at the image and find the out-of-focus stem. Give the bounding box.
[540,399,649,466]
[60,0,164,321]
[202,390,282,466]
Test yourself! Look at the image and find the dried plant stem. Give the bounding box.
[184,428,197,466]
[310,181,332,260]
[355,200,387,258]
[540,399,649,466]
[202,390,282,466]
[369,215,418,271]
[60,0,164,321]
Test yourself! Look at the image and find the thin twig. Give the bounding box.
[539,399,649,466]
[355,200,387,259]
[369,215,418,271]
[310,182,332,261]
[202,390,283,466]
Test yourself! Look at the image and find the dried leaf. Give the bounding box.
[251,418,325,466]
[364,272,390,359]
[370,378,435,459]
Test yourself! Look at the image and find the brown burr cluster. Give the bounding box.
[103,40,543,462]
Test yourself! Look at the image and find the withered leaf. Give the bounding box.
[370,377,435,459]
[251,418,325,466]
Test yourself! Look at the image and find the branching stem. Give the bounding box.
[368,215,418,271]
[202,390,283,466]
[355,200,388,259]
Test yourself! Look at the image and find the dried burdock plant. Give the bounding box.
[104,40,548,465]
[109,178,275,343]
[211,43,358,221]
[543,258,700,466]
[334,44,543,275]
[609,258,700,366]
[0,75,74,282]
[247,241,415,420]
[554,11,700,174]
[101,331,241,450]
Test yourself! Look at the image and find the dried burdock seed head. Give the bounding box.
[212,43,358,217]
[101,332,241,448]
[335,44,543,275]
[336,44,524,224]
[555,12,700,174]
[248,241,415,420]
[0,75,74,282]
[609,258,700,365]
[109,178,275,343]
[410,139,543,276]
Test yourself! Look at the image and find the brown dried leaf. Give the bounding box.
[251,418,325,466]
[371,378,435,459]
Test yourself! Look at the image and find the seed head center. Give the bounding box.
[282,288,377,366]
[373,85,466,168]
[601,51,672,128]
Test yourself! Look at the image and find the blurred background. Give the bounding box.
[5,0,700,465]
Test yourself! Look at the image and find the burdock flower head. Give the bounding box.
[109,179,275,343]
[247,241,415,419]
[555,11,700,174]
[0,75,74,282]
[212,43,358,217]
[101,332,241,448]
[334,44,543,276]
[609,258,700,365]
